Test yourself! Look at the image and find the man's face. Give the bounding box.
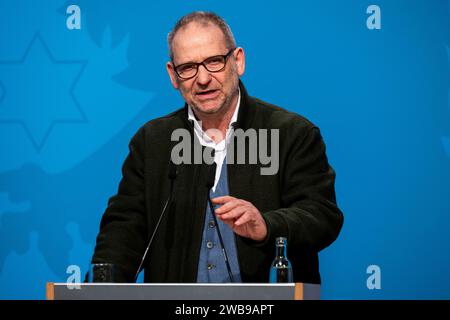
[167,22,245,116]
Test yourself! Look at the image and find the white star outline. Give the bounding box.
[0,32,88,152]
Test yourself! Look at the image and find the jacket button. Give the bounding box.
[208,220,216,228]
[207,264,215,270]
[206,241,214,249]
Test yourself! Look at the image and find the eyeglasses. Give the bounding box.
[173,48,236,80]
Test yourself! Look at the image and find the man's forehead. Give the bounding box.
[172,22,228,63]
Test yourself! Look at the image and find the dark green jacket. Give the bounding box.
[91,81,343,284]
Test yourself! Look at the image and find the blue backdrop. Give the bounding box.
[1,0,449,299]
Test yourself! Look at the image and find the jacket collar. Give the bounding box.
[233,80,255,130]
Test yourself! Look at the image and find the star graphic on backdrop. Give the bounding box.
[0,33,87,152]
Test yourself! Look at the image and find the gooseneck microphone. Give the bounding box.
[206,163,234,282]
[134,161,177,282]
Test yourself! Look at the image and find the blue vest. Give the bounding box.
[196,160,242,282]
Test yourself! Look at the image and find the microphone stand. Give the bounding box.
[134,163,177,282]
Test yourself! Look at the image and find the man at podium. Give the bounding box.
[89,11,343,284]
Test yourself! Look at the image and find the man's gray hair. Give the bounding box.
[167,11,236,61]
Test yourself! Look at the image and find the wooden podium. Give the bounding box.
[46,282,320,300]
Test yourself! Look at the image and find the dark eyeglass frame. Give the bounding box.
[172,48,236,80]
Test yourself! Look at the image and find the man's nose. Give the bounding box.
[195,64,212,85]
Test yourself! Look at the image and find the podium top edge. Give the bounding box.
[50,283,302,287]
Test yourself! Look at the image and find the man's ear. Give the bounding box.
[166,61,179,89]
[234,47,245,77]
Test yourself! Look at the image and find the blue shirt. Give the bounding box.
[196,160,242,282]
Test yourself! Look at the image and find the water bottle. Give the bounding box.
[269,237,293,283]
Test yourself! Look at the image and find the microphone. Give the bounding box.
[206,163,235,282]
[134,161,177,282]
